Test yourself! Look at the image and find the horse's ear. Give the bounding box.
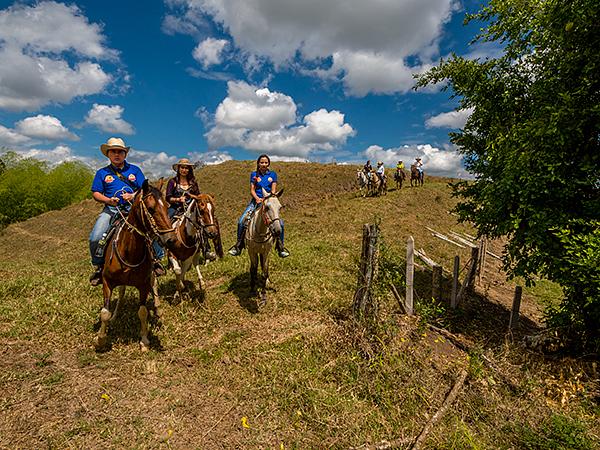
[207,192,216,204]
[142,179,149,194]
[156,177,165,192]
[276,188,284,198]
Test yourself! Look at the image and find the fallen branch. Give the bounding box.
[415,248,440,269]
[411,369,469,450]
[425,227,466,249]
[448,231,478,248]
[389,283,406,314]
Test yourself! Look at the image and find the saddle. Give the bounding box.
[94,215,125,258]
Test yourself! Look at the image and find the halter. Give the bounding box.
[248,195,280,244]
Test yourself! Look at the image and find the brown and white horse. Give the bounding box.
[410,164,424,187]
[246,189,284,304]
[95,180,176,351]
[167,193,223,301]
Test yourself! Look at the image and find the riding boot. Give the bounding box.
[153,259,166,276]
[275,238,290,258]
[228,233,245,256]
[89,265,103,286]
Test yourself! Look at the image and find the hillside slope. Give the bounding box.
[0,161,596,449]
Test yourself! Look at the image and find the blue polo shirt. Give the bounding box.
[250,170,277,198]
[91,161,145,205]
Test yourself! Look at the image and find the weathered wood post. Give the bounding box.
[405,236,414,315]
[455,246,479,306]
[451,255,460,309]
[354,224,379,320]
[509,286,523,329]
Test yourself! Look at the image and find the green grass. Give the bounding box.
[0,161,597,448]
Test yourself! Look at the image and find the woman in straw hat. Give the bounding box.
[165,158,200,219]
[88,137,165,285]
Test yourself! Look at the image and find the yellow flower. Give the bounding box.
[241,416,250,428]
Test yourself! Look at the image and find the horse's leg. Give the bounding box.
[149,274,163,321]
[138,287,151,351]
[171,256,183,302]
[249,250,259,294]
[95,281,113,350]
[109,285,126,322]
[192,253,206,296]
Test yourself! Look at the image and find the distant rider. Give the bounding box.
[376,161,386,184]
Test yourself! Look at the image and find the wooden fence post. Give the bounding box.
[354,224,379,320]
[406,236,414,316]
[451,255,460,309]
[455,246,479,306]
[509,286,523,329]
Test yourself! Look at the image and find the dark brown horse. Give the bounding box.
[95,180,177,351]
[410,164,424,187]
[167,193,223,301]
[394,168,406,189]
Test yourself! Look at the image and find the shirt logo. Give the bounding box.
[267,177,273,182]
[128,174,136,181]
[255,177,261,183]
[104,175,115,183]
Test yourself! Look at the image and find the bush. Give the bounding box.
[0,152,93,229]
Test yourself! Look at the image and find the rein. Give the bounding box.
[249,196,280,244]
[111,192,173,268]
[174,198,215,250]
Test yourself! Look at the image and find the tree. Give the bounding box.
[416,0,600,349]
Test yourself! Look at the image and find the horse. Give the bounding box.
[95,179,177,351]
[394,169,406,189]
[245,188,284,304]
[356,170,370,197]
[167,193,223,301]
[410,164,424,187]
[371,170,387,196]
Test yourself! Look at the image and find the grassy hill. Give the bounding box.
[0,161,597,448]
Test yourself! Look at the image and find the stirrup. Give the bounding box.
[89,267,102,286]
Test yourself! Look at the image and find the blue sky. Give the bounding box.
[0,0,498,177]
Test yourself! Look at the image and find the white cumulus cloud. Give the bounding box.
[166,0,459,96]
[85,104,135,135]
[15,115,78,141]
[205,81,354,158]
[193,38,229,68]
[0,124,32,147]
[0,1,119,111]
[425,108,474,129]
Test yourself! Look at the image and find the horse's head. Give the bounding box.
[188,193,219,239]
[132,179,177,248]
[261,188,284,237]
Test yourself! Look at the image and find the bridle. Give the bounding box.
[174,197,217,249]
[111,191,174,268]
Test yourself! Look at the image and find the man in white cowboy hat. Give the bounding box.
[88,137,165,285]
[415,156,424,174]
[376,160,386,184]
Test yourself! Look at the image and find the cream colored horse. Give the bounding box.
[245,189,284,304]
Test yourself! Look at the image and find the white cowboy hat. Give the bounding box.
[172,158,196,171]
[100,137,130,157]
[377,161,383,165]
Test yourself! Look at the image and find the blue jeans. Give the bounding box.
[89,205,164,266]
[237,200,285,244]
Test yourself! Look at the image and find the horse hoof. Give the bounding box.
[140,339,150,352]
[100,307,111,323]
[94,336,108,351]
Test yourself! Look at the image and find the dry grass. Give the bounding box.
[0,161,597,449]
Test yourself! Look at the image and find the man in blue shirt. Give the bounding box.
[88,137,165,285]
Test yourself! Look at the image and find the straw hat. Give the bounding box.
[100,137,130,157]
[172,158,195,171]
